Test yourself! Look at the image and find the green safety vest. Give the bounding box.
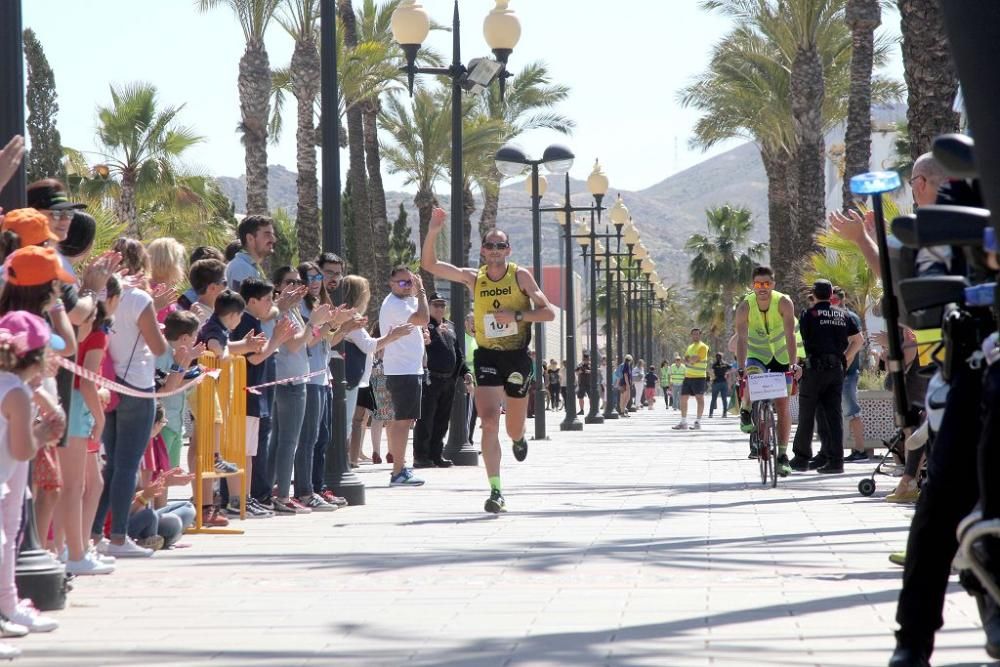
[684,342,710,378]
[668,364,686,385]
[745,290,791,365]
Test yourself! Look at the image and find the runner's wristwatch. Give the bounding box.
[514,311,524,322]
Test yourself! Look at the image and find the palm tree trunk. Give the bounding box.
[362,100,390,309]
[338,0,376,318]
[760,149,793,292]
[789,46,827,294]
[291,36,321,261]
[843,0,880,211]
[240,38,271,216]
[898,0,960,159]
[478,166,501,238]
[117,171,139,238]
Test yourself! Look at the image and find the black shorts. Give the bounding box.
[681,377,707,396]
[747,358,790,374]
[474,347,533,399]
[576,384,588,399]
[386,375,422,421]
[356,386,375,412]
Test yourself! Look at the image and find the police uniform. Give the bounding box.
[413,307,468,467]
[790,284,859,471]
[472,262,533,398]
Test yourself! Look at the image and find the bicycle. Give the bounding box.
[739,369,794,488]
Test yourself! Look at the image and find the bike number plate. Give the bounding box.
[747,372,787,401]
[483,313,517,339]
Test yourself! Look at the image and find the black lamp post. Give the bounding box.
[393,0,521,464]
[603,195,628,418]
[575,218,602,424]
[494,143,575,441]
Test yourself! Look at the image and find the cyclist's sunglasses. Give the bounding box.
[752,280,773,289]
[482,241,509,250]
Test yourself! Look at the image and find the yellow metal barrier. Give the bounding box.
[187,352,247,534]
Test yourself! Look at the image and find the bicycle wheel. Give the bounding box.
[765,402,778,488]
[754,402,769,485]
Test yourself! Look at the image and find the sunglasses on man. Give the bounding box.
[395,279,413,288]
[482,241,509,250]
[752,280,773,289]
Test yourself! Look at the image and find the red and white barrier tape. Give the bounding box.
[245,368,328,394]
[54,356,220,399]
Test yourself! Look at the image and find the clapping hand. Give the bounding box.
[389,323,414,340]
[151,283,178,313]
[141,477,167,501]
[81,251,122,293]
[429,207,447,232]
[829,209,873,246]
[175,342,206,368]
[330,305,357,326]
[274,317,296,345]
[276,284,306,311]
[0,135,25,192]
[162,467,195,487]
[309,304,334,327]
[34,410,65,447]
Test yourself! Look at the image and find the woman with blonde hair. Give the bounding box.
[147,238,186,322]
[342,275,412,466]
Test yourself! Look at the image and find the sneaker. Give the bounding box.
[739,409,754,433]
[0,643,20,659]
[105,537,154,558]
[87,545,115,565]
[484,489,507,514]
[788,456,810,472]
[135,535,165,551]
[0,617,27,638]
[256,497,274,511]
[246,498,273,518]
[816,462,844,474]
[202,506,230,527]
[777,454,791,477]
[389,468,425,487]
[7,600,58,632]
[214,454,238,474]
[272,497,304,515]
[512,438,528,462]
[845,450,870,463]
[320,489,349,507]
[66,552,115,576]
[302,494,338,512]
[224,501,243,518]
[886,485,920,504]
[889,551,906,567]
[671,421,688,430]
[690,420,701,430]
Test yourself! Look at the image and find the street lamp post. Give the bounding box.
[603,195,627,419]
[394,0,521,465]
[494,143,575,441]
[576,217,604,425]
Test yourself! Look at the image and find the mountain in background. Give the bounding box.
[215,142,768,283]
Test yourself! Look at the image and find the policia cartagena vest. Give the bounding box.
[745,290,792,365]
[473,262,532,350]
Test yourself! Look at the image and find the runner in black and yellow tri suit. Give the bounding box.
[733,265,800,476]
[421,207,556,513]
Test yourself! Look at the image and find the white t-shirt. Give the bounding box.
[345,328,379,388]
[379,294,424,376]
[108,287,157,388]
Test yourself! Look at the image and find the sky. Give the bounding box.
[22,0,906,194]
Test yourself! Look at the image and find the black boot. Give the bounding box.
[887,634,931,667]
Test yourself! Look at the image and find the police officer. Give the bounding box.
[789,280,864,474]
[413,292,472,468]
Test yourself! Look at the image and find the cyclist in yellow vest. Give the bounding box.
[672,328,710,430]
[421,208,555,514]
[733,266,800,476]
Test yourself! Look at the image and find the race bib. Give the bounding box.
[483,313,516,339]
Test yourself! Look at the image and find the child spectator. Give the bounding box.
[187,258,227,325]
[231,278,293,518]
[155,311,205,468]
[177,246,224,311]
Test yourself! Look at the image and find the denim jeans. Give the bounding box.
[709,381,729,416]
[127,507,159,540]
[312,386,333,492]
[157,501,195,547]
[92,388,156,539]
[294,384,325,498]
[268,383,307,499]
[252,414,272,501]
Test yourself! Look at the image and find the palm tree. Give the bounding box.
[380,87,450,291]
[685,204,767,338]
[94,82,204,237]
[897,0,960,159]
[476,62,575,236]
[199,0,280,215]
[276,0,322,260]
[803,229,881,336]
[842,0,881,211]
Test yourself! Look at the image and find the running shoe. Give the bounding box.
[889,551,906,567]
[845,450,870,463]
[777,454,791,477]
[484,489,507,514]
[389,468,425,486]
[320,489,349,507]
[6,601,58,633]
[214,454,239,474]
[671,421,688,430]
[302,494,338,512]
[0,617,27,638]
[690,420,701,430]
[272,497,310,514]
[512,437,528,462]
[104,537,155,558]
[739,409,754,433]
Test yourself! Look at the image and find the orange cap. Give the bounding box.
[1,208,60,247]
[5,246,75,287]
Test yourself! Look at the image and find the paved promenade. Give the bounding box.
[17,408,991,666]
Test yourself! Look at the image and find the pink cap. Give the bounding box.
[0,311,66,356]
